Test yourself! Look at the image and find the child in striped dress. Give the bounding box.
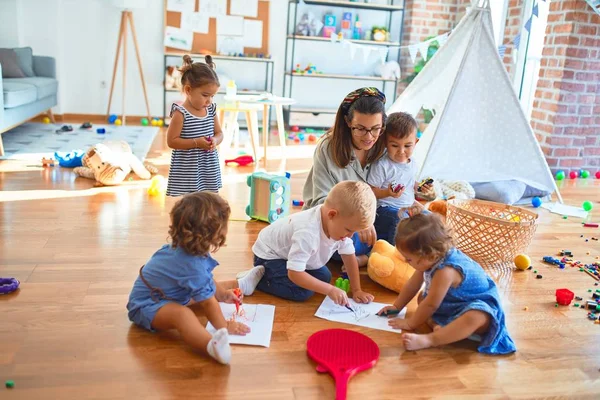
[166,55,223,196]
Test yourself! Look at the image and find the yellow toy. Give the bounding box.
[148,175,166,196]
[367,240,416,293]
[115,118,122,126]
[513,254,531,271]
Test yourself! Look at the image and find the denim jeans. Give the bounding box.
[374,206,431,244]
[253,256,332,301]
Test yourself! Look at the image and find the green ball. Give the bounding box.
[583,201,593,212]
[141,118,149,126]
[582,170,590,179]
[556,171,565,180]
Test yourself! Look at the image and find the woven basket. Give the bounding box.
[446,199,539,268]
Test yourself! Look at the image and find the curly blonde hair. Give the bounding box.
[169,192,230,256]
[325,181,377,227]
[395,213,453,259]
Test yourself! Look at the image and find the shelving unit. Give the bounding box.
[283,0,405,126]
[162,52,275,121]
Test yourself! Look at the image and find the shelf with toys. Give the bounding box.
[283,0,404,127]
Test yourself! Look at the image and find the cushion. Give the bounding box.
[4,77,58,100]
[2,81,37,108]
[0,49,26,78]
[470,180,527,205]
[13,47,35,77]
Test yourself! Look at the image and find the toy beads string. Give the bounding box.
[0,278,20,295]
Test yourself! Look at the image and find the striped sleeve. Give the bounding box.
[170,103,185,119]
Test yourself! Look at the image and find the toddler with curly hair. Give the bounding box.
[126,192,265,364]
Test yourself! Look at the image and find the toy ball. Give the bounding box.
[308,134,317,142]
[141,118,149,126]
[514,254,531,271]
[148,175,166,196]
[150,119,158,126]
[157,119,164,127]
[417,131,422,139]
[291,126,300,132]
[581,170,590,179]
[298,133,305,141]
[115,118,122,126]
[583,201,593,212]
[108,114,118,124]
[531,197,542,208]
[42,117,51,124]
[596,171,600,179]
[555,171,565,180]
[294,137,300,143]
[569,171,578,179]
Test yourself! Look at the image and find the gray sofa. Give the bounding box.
[0,47,58,156]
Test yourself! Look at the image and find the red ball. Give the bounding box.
[291,126,300,132]
[596,171,600,179]
[569,171,578,179]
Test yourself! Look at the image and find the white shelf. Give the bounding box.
[286,72,396,82]
[165,52,274,63]
[290,0,403,11]
[288,107,338,114]
[287,35,399,47]
[165,88,263,95]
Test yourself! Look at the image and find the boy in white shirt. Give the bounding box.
[238,181,376,305]
[367,112,432,244]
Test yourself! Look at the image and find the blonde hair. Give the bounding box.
[395,213,453,258]
[324,181,377,226]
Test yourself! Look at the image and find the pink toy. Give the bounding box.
[225,155,254,166]
[596,171,600,179]
[307,329,379,400]
[569,171,578,179]
[555,288,574,306]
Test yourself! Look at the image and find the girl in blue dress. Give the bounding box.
[127,192,265,364]
[378,213,516,355]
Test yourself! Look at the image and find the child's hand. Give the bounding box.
[377,305,399,316]
[388,318,413,331]
[227,320,251,336]
[327,285,349,306]
[222,289,243,304]
[352,290,374,304]
[387,184,405,198]
[197,137,216,151]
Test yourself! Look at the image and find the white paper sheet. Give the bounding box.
[180,12,209,33]
[541,202,589,219]
[167,0,195,14]
[164,26,194,51]
[217,15,244,36]
[199,0,227,17]
[230,0,258,17]
[206,303,275,347]
[243,20,263,48]
[217,35,244,55]
[315,297,406,334]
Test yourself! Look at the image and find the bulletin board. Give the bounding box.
[164,0,270,56]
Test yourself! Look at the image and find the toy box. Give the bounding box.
[246,172,291,223]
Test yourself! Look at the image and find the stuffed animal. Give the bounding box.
[433,179,475,200]
[428,199,449,217]
[73,141,157,186]
[374,61,401,80]
[367,240,416,293]
[165,66,182,90]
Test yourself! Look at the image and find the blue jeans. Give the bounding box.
[330,232,372,261]
[253,256,332,301]
[374,206,431,244]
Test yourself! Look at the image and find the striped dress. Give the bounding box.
[166,103,222,196]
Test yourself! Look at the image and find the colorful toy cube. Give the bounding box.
[246,172,291,223]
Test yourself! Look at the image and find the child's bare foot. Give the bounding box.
[402,333,434,351]
[357,254,369,268]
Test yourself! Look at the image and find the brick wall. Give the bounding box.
[501,0,526,80]
[530,0,600,173]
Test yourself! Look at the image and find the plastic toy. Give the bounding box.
[531,197,542,208]
[308,134,317,142]
[581,170,590,178]
[225,155,254,166]
[391,183,405,193]
[298,133,305,141]
[292,199,304,207]
[596,171,600,179]
[291,126,300,132]
[417,177,434,192]
[0,277,20,295]
[108,114,118,124]
[54,150,84,168]
[583,201,593,212]
[41,157,55,167]
[42,117,51,124]
[569,171,578,179]
[555,171,565,180]
[141,118,149,126]
[151,119,158,126]
[246,172,291,223]
[148,175,166,196]
[307,329,379,400]
[584,223,599,228]
[5,380,15,388]
[555,288,574,306]
[367,240,415,293]
[55,125,73,134]
[97,128,106,134]
[335,277,350,293]
[157,119,164,127]
[80,122,92,129]
[115,118,122,126]
[514,254,531,270]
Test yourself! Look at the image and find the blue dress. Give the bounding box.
[126,244,218,331]
[423,248,516,355]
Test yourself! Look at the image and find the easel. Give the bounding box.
[106,10,151,125]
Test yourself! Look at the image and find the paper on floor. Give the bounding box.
[541,202,589,219]
[315,297,406,334]
[207,303,275,347]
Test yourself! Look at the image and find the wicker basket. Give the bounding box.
[446,199,539,268]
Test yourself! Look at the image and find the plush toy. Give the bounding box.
[374,61,401,80]
[367,240,416,293]
[428,199,449,217]
[73,141,157,186]
[433,179,475,200]
[165,66,182,90]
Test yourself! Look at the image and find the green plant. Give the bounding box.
[403,36,440,124]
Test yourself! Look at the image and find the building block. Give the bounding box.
[245,172,291,224]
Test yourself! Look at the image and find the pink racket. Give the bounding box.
[307,329,380,400]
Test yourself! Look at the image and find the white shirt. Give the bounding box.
[252,205,355,271]
[367,155,419,208]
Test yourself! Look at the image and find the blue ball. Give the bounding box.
[532,197,542,208]
[417,131,423,139]
[108,114,118,124]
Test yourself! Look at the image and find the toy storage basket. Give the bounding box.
[446,199,539,268]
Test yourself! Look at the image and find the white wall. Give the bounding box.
[9,0,287,117]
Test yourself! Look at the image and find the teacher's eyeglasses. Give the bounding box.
[351,126,383,138]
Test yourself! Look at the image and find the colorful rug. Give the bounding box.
[0,123,159,160]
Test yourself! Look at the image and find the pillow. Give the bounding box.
[0,49,26,78]
[470,180,527,205]
[13,47,35,77]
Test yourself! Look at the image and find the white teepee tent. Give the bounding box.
[389,0,562,202]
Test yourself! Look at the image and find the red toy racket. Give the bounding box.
[307,329,380,400]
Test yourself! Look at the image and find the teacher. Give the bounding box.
[302,87,387,266]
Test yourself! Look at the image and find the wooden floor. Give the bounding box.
[1,127,600,399]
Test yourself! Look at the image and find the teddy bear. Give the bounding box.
[165,66,182,90]
[73,141,158,186]
[367,240,416,293]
